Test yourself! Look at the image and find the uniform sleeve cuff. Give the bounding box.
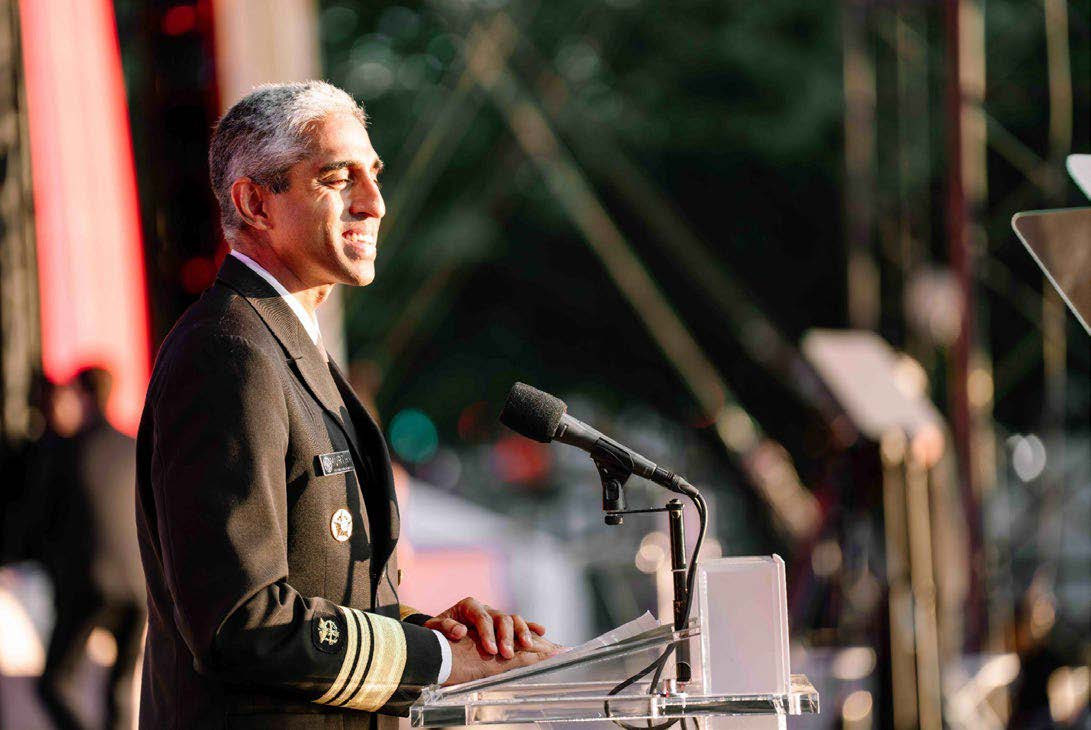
[432,629,452,684]
[402,612,432,626]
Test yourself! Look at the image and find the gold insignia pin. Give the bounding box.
[317,618,340,646]
[331,508,353,542]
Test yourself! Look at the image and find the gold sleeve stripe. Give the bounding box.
[399,605,422,621]
[314,606,359,706]
[343,608,407,712]
[331,609,373,706]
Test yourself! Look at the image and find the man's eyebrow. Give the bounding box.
[317,159,385,175]
[317,160,354,175]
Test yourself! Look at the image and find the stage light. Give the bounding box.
[86,627,118,667]
[1048,666,1090,724]
[831,647,876,681]
[811,539,842,578]
[489,434,551,484]
[389,408,439,464]
[909,423,945,468]
[1008,434,1046,482]
[635,531,668,574]
[349,61,394,99]
[967,365,994,408]
[377,5,420,41]
[891,354,928,399]
[841,690,873,726]
[457,400,490,441]
[880,428,907,465]
[320,6,359,45]
[162,4,197,37]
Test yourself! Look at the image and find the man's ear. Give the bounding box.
[230,177,273,231]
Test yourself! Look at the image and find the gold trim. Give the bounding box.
[344,609,407,711]
[332,609,373,706]
[314,606,358,705]
[399,604,421,621]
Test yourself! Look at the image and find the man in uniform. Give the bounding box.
[136,81,557,729]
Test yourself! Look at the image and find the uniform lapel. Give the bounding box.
[216,256,352,446]
[328,359,400,567]
[217,256,400,575]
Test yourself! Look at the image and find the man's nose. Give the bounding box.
[350,178,385,220]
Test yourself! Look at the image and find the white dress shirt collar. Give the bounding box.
[229,249,322,347]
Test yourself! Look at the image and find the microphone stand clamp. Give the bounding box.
[594,453,632,525]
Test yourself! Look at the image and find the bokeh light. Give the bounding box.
[389,408,439,464]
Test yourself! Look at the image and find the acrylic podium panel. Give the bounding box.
[409,556,818,727]
[698,556,790,697]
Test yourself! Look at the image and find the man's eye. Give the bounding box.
[325,178,350,186]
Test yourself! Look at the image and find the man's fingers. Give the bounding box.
[463,602,497,655]
[446,599,549,657]
[429,617,467,640]
[511,615,534,648]
[512,642,562,667]
[494,613,515,658]
[445,632,562,685]
[527,635,563,655]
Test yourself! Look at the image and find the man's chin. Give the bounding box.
[343,266,375,287]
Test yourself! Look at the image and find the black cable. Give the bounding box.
[604,483,707,730]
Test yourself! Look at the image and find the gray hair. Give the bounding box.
[209,80,367,238]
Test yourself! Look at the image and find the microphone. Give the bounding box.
[501,382,705,682]
[499,382,690,495]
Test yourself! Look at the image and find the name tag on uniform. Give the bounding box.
[315,450,353,476]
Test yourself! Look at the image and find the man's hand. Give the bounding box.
[424,597,547,659]
[443,631,563,686]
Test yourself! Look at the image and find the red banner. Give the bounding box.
[19,0,150,435]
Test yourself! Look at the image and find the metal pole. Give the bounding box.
[905,447,943,730]
[944,0,984,650]
[881,430,919,730]
[843,0,880,331]
[667,499,691,683]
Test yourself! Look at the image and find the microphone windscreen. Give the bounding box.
[499,383,567,443]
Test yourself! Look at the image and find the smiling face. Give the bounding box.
[264,112,386,288]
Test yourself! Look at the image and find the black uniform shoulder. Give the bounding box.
[149,282,287,396]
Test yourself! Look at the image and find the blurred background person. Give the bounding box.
[28,368,144,730]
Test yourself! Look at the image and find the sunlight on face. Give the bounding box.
[266,113,386,288]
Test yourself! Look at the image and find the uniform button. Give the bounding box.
[331,508,353,541]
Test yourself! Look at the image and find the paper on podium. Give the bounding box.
[529,612,659,672]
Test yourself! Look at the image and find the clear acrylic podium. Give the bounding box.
[410,556,819,727]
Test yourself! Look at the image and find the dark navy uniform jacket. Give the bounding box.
[136,255,441,729]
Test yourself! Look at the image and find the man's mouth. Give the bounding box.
[343,231,375,244]
[343,230,377,259]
